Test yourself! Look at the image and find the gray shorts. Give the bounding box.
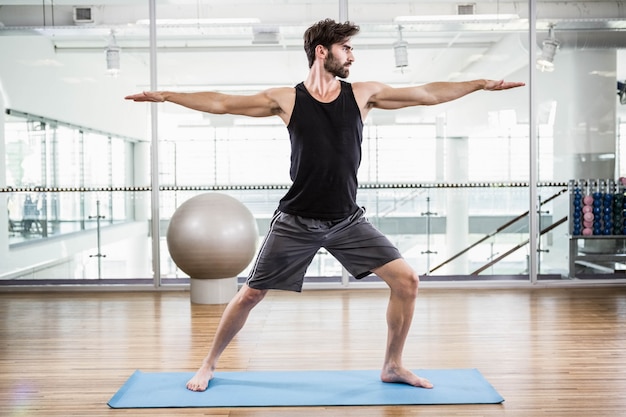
[246,207,402,292]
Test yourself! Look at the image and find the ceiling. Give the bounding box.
[0,0,625,128]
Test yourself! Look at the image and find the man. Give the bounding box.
[126,18,524,392]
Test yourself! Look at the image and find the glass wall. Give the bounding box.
[4,111,135,243]
[1,0,625,286]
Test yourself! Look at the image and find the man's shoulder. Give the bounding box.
[351,80,385,90]
[265,86,297,100]
[263,86,297,120]
[350,81,386,104]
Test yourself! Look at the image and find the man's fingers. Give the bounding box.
[124,91,164,102]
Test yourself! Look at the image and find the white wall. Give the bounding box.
[0,221,149,279]
[0,33,150,278]
[0,35,148,140]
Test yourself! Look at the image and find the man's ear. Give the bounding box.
[315,44,328,60]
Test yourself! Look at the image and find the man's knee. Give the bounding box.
[236,285,268,306]
[400,270,420,298]
[375,259,420,297]
[385,268,420,299]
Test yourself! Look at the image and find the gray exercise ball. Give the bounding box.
[166,193,258,279]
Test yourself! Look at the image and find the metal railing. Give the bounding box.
[427,187,568,275]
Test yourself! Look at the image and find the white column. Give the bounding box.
[0,83,8,270]
[130,141,153,279]
[443,136,470,274]
[190,277,238,304]
[435,115,446,181]
[133,141,151,221]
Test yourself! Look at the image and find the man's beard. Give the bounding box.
[324,50,350,78]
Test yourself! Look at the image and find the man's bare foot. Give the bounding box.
[186,365,214,392]
[381,366,433,388]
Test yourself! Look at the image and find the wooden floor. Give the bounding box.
[1,286,625,417]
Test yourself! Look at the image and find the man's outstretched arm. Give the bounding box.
[125,88,291,118]
[362,79,525,111]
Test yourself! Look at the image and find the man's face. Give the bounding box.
[324,41,354,78]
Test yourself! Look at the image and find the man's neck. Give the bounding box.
[304,66,341,102]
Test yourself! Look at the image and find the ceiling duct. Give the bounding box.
[457,4,476,15]
[554,30,626,49]
[515,25,626,53]
[73,6,96,25]
[252,26,280,45]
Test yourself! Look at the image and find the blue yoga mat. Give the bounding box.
[108,369,503,408]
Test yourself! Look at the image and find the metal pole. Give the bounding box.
[89,200,105,279]
[338,0,349,286]
[338,0,348,21]
[149,0,161,288]
[529,0,539,284]
[421,196,438,273]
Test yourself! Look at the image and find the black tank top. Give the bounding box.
[278,81,363,219]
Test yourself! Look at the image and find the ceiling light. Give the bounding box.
[536,24,559,73]
[135,18,261,26]
[394,40,408,68]
[394,14,519,24]
[105,30,120,77]
[393,26,408,69]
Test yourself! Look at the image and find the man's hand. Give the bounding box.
[484,80,526,91]
[124,91,166,102]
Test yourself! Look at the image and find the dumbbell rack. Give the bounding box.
[568,179,626,278]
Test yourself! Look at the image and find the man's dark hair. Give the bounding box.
[303,19,360,68]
